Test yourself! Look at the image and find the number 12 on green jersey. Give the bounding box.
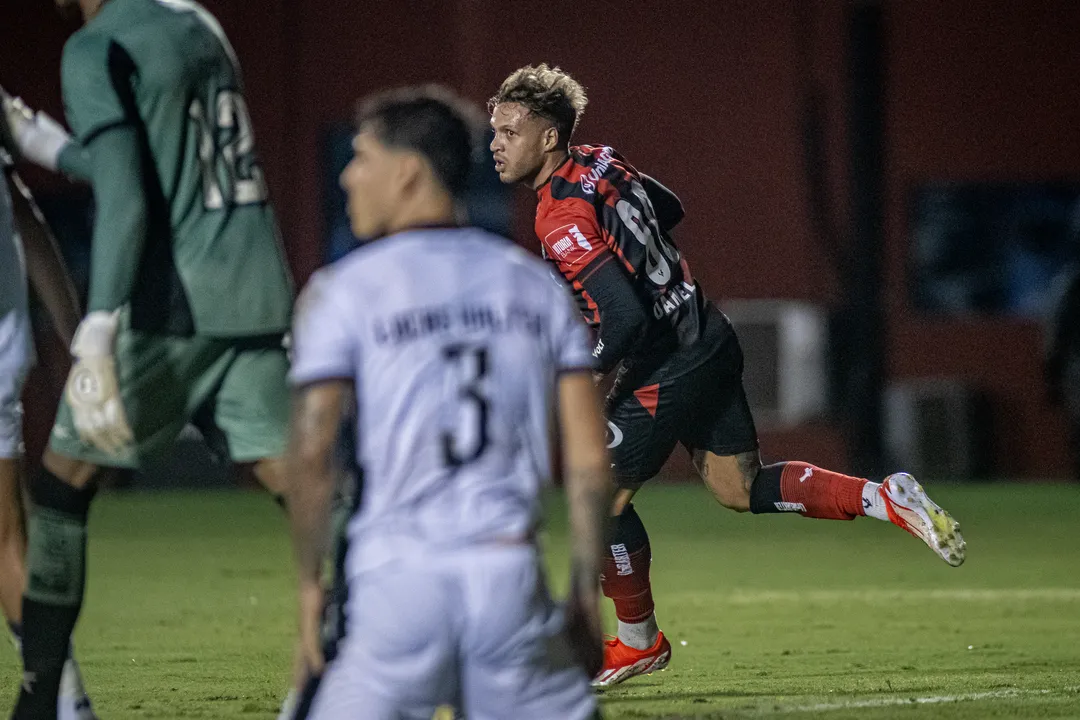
[189,89,268,210]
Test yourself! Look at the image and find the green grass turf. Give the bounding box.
[1,482,1078,718]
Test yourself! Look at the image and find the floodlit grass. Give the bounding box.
[0,482,1077,718]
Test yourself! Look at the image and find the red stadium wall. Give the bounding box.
[884,1,1080,478]
[2,0,1075,477]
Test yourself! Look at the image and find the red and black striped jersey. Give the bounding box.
[535,145,724,385]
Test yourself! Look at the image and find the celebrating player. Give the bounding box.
[287,85,610,719]
[489,64,967,687]
[1,0,295,716]
[1,136,95,719]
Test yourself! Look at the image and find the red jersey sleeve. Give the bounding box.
[535,200,611,280]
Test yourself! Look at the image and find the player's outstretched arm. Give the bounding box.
[82,126,149,314]
[286,381,351,676]
[51,125,153,455]
[8,170,81,346]
[558,370,613,678]
[0,89,90,182]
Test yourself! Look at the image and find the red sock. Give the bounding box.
[601,505,655,623]
[779,462,867,520]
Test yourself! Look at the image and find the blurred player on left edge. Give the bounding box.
[1,0,302,716]
[1,100,96,720]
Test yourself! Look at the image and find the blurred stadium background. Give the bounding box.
[5,0,1080,482]
[1,1,1079,718]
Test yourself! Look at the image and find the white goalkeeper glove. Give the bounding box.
[1,87,72,172]
[65,310,133,456]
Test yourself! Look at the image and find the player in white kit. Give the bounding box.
[0,140,93,718]
[286,86,612,720]
[0,159,35,487]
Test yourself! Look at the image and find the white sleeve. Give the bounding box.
[550,282,596,374]
[289,269,356,386]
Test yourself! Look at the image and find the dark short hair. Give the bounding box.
[487,64,588,147]
[356,85,483,197]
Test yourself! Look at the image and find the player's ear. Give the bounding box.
[393,151,423,196]
[542,125,560,152]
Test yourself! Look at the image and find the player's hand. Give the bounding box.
[65,310,133,456]
[1,87,72,171]
[298,580,326,676]
[564,585,605,679]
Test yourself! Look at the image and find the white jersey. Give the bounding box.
[0,155,33,372]
[290,227,595,573]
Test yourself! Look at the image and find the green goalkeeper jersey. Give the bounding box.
[60,0,293,336]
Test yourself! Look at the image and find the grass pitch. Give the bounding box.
[0,482,1078,718]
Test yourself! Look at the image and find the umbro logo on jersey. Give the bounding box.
[568,225,592,251]
[552,235,573,258]
[546,224,593,260]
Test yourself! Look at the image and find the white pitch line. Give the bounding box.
[755,686,1080,715]
[689,588,1080,604]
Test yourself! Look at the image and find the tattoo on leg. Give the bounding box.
[736,451,761,494]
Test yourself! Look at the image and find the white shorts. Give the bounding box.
[309,544,597,720]
[0,301,32,459]
[0,365,28,458]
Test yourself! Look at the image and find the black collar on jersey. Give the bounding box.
[535,153,573,195]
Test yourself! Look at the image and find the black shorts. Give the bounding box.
[606,332,758,489]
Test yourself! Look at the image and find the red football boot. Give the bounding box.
[592,631,671,688]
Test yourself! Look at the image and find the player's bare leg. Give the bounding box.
[243,457,308,704]
[240,459,300,686]
[609,487,635,515]
[255,454,354,720]
[249,455,288,499]
[0,457,27,627]
[694,449,965,566]
[693,449,757,511]
[248,455,335,720]
[13,448,98,720]
[593,485,672,688]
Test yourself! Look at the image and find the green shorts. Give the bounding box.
[49,320,289,469]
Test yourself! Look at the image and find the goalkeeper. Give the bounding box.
[1,0,295,716]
